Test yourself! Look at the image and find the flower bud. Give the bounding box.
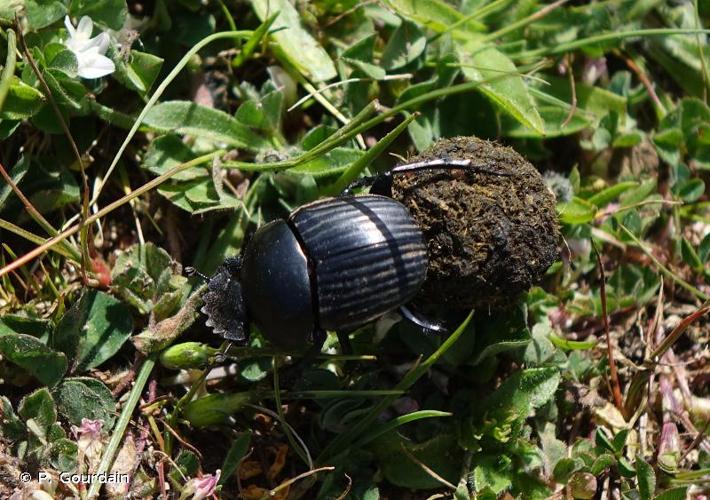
[183,393,252,427]
[159,342,214,370]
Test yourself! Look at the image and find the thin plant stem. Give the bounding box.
[514,28,710,59]
[91,30,254,205]
[617,224,708,301]
[316,311,474,463]
[593,243,626,418]
[0,162,81,261]
[87,354,157,499]
[16,20,92,280]
[0,218,76,260]
[482,0,570,43]
[323,112,418,195]
[0,29,16,111]
[0,152,221,279]
[694,0,710,103]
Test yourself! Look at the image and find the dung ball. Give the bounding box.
[391,136,560,310]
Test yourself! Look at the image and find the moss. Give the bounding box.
[391,136,560,309]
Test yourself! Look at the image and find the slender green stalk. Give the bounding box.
[222,100,380,171]
[91,30,254,205]
[323,112,418,196]
[482,0,569,42]
[352,410,452,449]
[0,29,16,112]
[316,311,474,463]
[431,0,509,41]
[0,218,78,261]
[0,162,77,256]
[218,0,237,32]
[273,357,311,466]
[232,13,278,68]
[514,28,710,59]
[87,355,157,498]
[694,0,710,103]
[224,74,519,175]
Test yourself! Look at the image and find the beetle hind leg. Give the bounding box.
[399,305,447,334]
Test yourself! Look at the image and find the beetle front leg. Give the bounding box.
[340,175,382,196]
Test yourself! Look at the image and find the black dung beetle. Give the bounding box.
[190,159,507,349]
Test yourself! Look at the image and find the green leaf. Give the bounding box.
[48,438,78,472]
[169,450,200,484]
[548,332,596,350]
[635,456,656,500]
[0,77,45,120]
[382,0,484,34]
[18,388,57,436]
[47,50,79,78]
[456,43,544,135]
[552,458,581,483]
[590,453,616,475]
[558,197,597,224]
[70,0,128,30]
[144,101,268,151]
[472,368,560,445]
[25,0,67,29]
[675,178,705,202]
[699,233,710,263]
[501,105,590,138]
[472,306,531,365]
[538,76,627,120]
[43,70,85,111]
[587,181,639,207]
[382,20,426,71]
[372,432,462,490]
[142,134,206,181]
[0,396,26,441]
[655,487,688,500]
[473,455,513,494]
[219,432,252,485]
[0,332,67,386]
[251,0,337,82]
[115,50,164,94]
[111,243,183,315]
[54,289,134,371]
[291,147,364,177]
[594,428,616,454]
[0,314,52,342]
[53,377,116,430]
[158,177,242,214]
[681,238,703,271]
[235,89,284,132]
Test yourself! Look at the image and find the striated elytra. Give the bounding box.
[198,157,515,349]
[201,194,428,349]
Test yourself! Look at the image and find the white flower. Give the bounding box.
[64,16,116,79]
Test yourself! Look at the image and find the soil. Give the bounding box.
[391,136,560,310]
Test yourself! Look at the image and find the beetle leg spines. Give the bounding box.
[399,305,447,334]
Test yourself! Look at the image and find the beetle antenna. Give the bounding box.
[185,266,210,282]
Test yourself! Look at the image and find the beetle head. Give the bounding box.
[201,257,248,342]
